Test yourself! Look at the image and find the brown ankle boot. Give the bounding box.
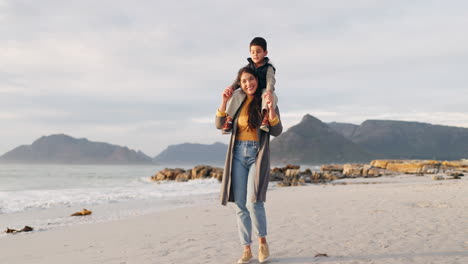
[258,242,270,263]
[237,248,253,263]
[260,111,269,132]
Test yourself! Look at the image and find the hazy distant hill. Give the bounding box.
[5,118,466,166]
[270,114,378,165]
[330,120,468,160]
[0,134,153,165]
[327,122,359,139]
[153,142,227,165]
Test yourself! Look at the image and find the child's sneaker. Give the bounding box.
[258,242,270,263]
[237,249,252,263]
[259,112,269,132]
[221,116,233,134]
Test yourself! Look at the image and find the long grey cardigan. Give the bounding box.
[215,101,283,206]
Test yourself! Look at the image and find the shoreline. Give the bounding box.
[1,174,467,264]
[0,192,220,239]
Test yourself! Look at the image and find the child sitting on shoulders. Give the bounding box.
[222,37,278,134]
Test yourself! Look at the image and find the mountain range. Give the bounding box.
[0,134,227,165]
[1,115,467,165]
[328,120,468,160]
[270,115,468,164]
[270,115,377,164]
[153,142,227,165]
[0,134,153,165]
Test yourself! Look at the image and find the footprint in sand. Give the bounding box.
[158,250,170,256]
[413,201,451,208]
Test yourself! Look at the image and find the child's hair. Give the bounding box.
[236,66,262,130]
[250,37,267,51]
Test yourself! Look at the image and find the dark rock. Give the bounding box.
[323,171,345,181]
[70,209,92,216]
[175,172,190,182]
[5,226,34,234]
[342,164,364,177]
[320,164,344,172]
[311,171,326,183]
[272,165,306,187]
[301,169,313,183]
[191,165,223,181]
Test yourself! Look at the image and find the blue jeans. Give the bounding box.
[232,140,267,246]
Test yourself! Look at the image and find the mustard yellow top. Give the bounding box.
[236,96,258,141]
[216,96,280,141]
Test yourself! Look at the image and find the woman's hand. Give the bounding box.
[222,86,234,103]
[219,86,234,113]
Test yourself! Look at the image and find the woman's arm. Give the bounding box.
[268,107,282,137]
[215,87,233,129]
[265,90,282,136]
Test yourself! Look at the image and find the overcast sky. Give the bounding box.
[1,0,467,157]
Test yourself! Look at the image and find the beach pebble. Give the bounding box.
[431,175,444,181]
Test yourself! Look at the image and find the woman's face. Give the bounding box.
[240,72,258,96]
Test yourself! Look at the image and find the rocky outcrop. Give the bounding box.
[320,164,344,172]
[272,165,320,186]
[150,159,466,186]
[362,164,387,177]
[272,163,391,184]
[370,159,468,174]
[151,168,187,181]
[343,164,363,177]
[150,165,223,182]
[191,165,223,181]
[270,165,300,181]
[276,167,306,187]
[318,163,391,179]
[312,171,344,182]
[314,159,467,179]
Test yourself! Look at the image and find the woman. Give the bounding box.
[215,66,283,263]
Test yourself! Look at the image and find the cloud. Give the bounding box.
[0,0,467,156]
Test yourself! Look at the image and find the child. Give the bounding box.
[222,37,278,134]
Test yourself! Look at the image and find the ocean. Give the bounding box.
[0,164,221,237]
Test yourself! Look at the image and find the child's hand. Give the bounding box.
[222,86,233,103]
[265,90,278,121]
[264,90,273,110]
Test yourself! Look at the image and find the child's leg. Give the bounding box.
[260,89,278,132]
[226,89,246,117]
[261,89,278,111]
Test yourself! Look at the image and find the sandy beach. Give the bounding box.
[1,175,467,264]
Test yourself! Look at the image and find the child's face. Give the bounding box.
[250,45,268,66]
[240,72,258,96]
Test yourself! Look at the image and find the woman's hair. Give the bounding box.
[236,66,262,130]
